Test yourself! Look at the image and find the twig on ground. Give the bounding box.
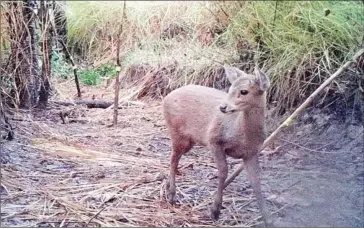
[277,138,325,153]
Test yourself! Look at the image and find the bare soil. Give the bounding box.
[1,92,363,227]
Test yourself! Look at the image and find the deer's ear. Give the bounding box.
[224,65,244,84]
[254,66,270,91]
[224,65,238,84]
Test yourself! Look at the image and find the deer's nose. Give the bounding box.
[220,104,227,113]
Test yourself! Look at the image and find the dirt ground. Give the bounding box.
[1,86,363,227]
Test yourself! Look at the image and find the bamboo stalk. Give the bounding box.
[224,48,364,188]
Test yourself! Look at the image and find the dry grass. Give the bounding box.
[1,2,363,226]
[1,1,362,112]
[2,77,363,227]
[63,1,363,112]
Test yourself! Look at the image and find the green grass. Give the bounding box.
[79,69,101,85]
[50,47,117,85]
[79,64,117,86]
[225,1,363,109]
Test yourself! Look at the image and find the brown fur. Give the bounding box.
[162,65,271,226]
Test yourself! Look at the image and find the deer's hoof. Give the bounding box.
[166,192,176,204]
[165,184,176,204]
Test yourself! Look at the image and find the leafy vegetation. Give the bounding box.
[51,50,73,79]
[79,64,117,86]
[50,47,117,86]
[79,69,101,86]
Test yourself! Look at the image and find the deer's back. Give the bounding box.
[162,85,226,145]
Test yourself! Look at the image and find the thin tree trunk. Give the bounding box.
[113,0,126,125]
[38,0,54,108]
[23,0,40,108]
[59,39,82,98]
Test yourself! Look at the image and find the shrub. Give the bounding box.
[51,50,73,79]
[79,64,117,86]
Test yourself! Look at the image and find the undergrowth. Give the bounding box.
[79,64,117,86]
[51,49,117,86]
[226,1,363,110]
[3,1,360,111]
[51,50,73,79]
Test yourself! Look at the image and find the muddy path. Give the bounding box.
[1,101,363,227]
[264,119,364,227]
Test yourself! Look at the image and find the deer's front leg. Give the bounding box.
[210,145,228,220]
[244,154,271,226]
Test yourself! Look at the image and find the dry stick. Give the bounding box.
[113,0,126,125]
[86,189,118,226]
[59,40,81,98]
[224,48,364,189]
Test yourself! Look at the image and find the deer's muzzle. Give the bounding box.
[220,104,228,113]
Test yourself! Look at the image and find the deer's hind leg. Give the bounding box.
[166,133,193,204]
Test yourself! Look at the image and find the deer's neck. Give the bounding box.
[237,107,266,140]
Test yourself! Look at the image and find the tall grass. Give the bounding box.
[64,1,363,110]
[226,1,363,109]
[66,1,237,86]
[66,1,222,60]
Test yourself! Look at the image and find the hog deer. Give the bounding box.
[162,65,271,226]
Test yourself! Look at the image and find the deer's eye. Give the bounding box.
[240,90,249,95]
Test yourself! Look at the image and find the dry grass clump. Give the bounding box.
[62,1,238,101]
[119,61,229,100]
[0,2,30,108]
[66,2,223,62]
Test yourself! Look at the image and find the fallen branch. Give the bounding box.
[53,100,143,109]
[224,48,364,188]
[54,100,113,109]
